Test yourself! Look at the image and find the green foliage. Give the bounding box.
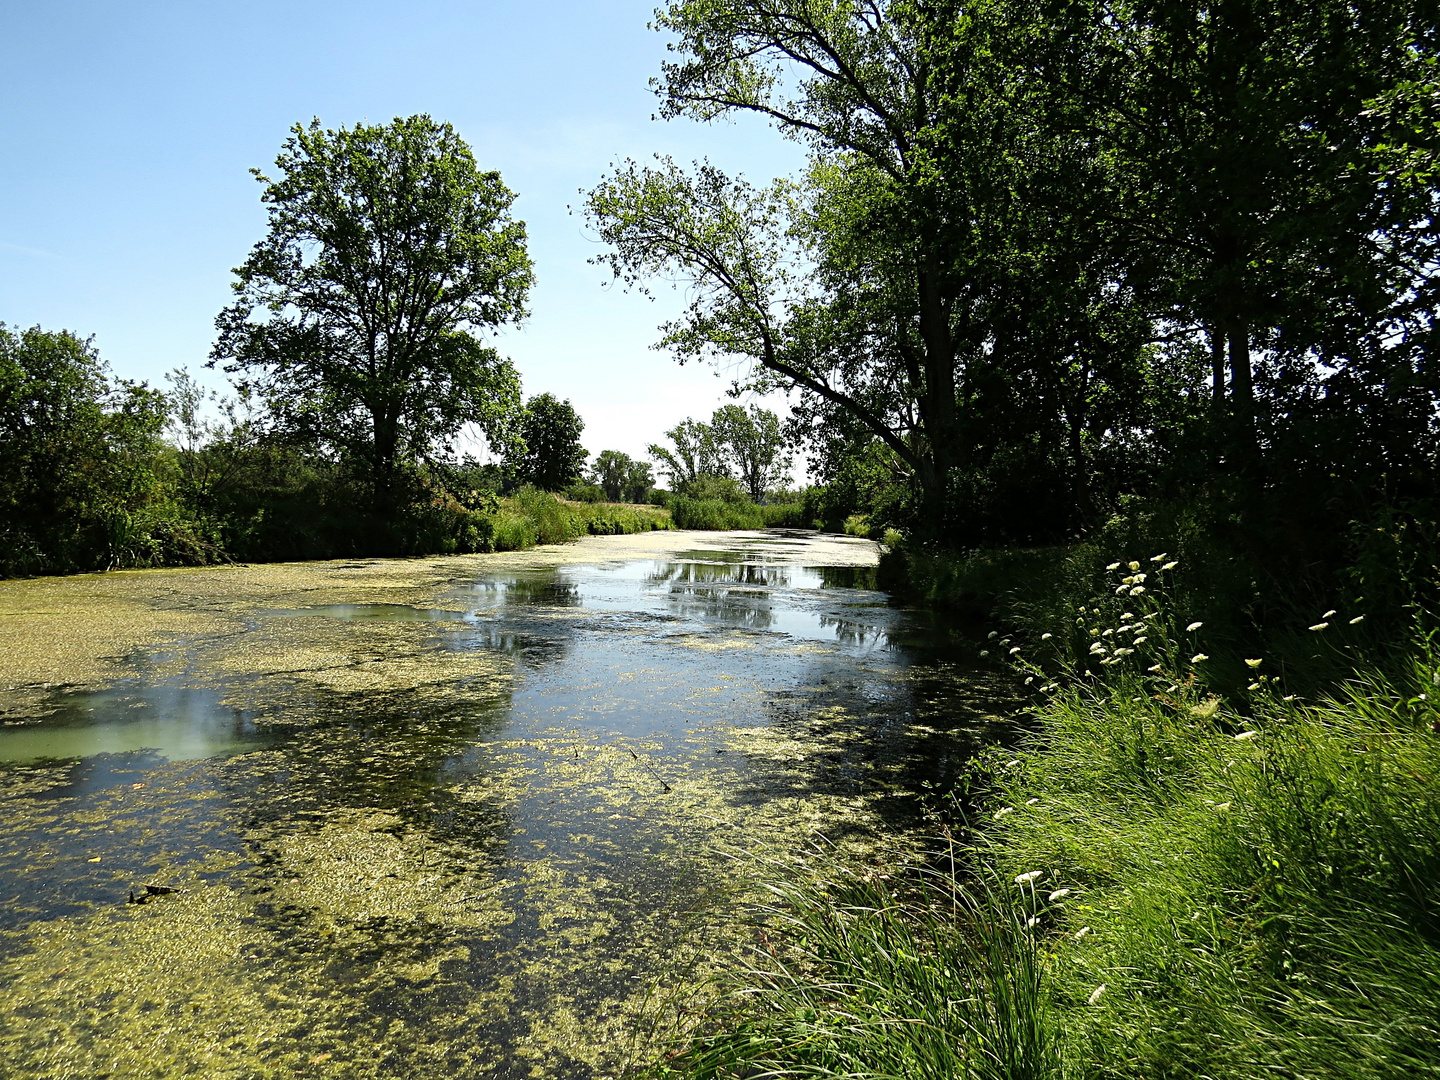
[661,858,1058,1080]
[666,496,805,530]
[212,114,530,508]
[508,393,587,491]
[971,565,1440,1080]
[589,449,653,502]
[593,0,1440,551]
[0,325,220,576]
[709,404,791,502]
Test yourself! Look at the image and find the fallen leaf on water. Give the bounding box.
[86,856,101,863]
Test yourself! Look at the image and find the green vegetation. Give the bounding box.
[212,114,531,515]
[506,393,588,492]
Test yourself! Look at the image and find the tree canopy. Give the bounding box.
[212,114,531,508]
[590,0,1440,544]
[509,393,588,491]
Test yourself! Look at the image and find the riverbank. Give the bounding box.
[662,548,1440,1080]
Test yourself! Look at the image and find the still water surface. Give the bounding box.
[0,533,1004,1078]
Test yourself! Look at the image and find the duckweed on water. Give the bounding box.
[0,531,999,1078]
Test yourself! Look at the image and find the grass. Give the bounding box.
[432,487,673,554]
[654,557,1440,1080]
[666,497,807,531]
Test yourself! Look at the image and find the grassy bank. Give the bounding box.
[430,487,672,554]
[658,553,1440,1080]
[665,496,807,531]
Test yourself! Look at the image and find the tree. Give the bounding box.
[648,417,725,489]
[709,404,791,502]
[589,2,1153,535]
[0,325,199,574]
[212,114,531,510]
[510,394,588,491]
[591,449,634,500]
[622,459,655,503]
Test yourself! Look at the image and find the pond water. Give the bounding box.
[0,532,1008,1079]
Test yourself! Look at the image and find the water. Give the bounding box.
[0,535,1006,1079]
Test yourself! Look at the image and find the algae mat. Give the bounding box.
[0,531,1007,1078]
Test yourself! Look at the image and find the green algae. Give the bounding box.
[0,531,997,1079]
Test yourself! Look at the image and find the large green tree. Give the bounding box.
[212,114,531,510]
[509,393,588,491]
[0,325,194,574]
[710,404,791,502]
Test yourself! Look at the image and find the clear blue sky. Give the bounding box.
[0,1,804,465]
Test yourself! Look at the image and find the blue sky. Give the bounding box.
[0,1,804,465]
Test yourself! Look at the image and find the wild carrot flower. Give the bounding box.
[1192,653,1209,663]
[1186,621,1203,632]
[1088,984,1107,1005]
[1309,622,1329,631]
[1015,870,1044,885]
[1162,561,1178,570]
[1128,561,1140,571]
[1323,609,1337,618]
[1041,632,1053,640]
[1191,699,1220,718]
[1150,553,1168,562]
[993,806,1014,819]
[1245,658,1262,668]
[1235,730,1259,740]
[1048,888,1071,901]
[1349,615,1364,624]
[1106,562,1121,570]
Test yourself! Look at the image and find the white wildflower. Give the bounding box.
[1323,609,1337,619]
[1186,621,1203,632]
[1026,797,1039,805]
[993,806,1015,819]
[1010,646,1021,655]
[988,630,999,640]
[1247,682,1261,691]
[1150,553,1168,562]
[1041,632,1053,640]
[1349,615,1364,624]
[1244,658,1263,668]
[1128,561,1140,571]
[1130,586,1146,596]
[1088,984,1107,1006]
[1106,562,1121,571]
[1234,730,1259,741]
[1162,561,1178,570]
[1014,870,1044,885]
[1074,926,1092,940]
[1148,664,1163,673]
[1113,647,1135,657]
[1192,653,1209,663]
[1133,636,1148,645]
[979,649,990,657]
[1048,888,1071,901]
[1309,622,1329,631]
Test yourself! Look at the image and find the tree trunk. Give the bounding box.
[1228,316,1258,466]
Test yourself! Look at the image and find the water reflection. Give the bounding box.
[0,685,269,763]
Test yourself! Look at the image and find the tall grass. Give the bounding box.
[660,852,1058,1080]
[666,497,807,531]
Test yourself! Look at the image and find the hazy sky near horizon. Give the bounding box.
[0,1,805,466]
